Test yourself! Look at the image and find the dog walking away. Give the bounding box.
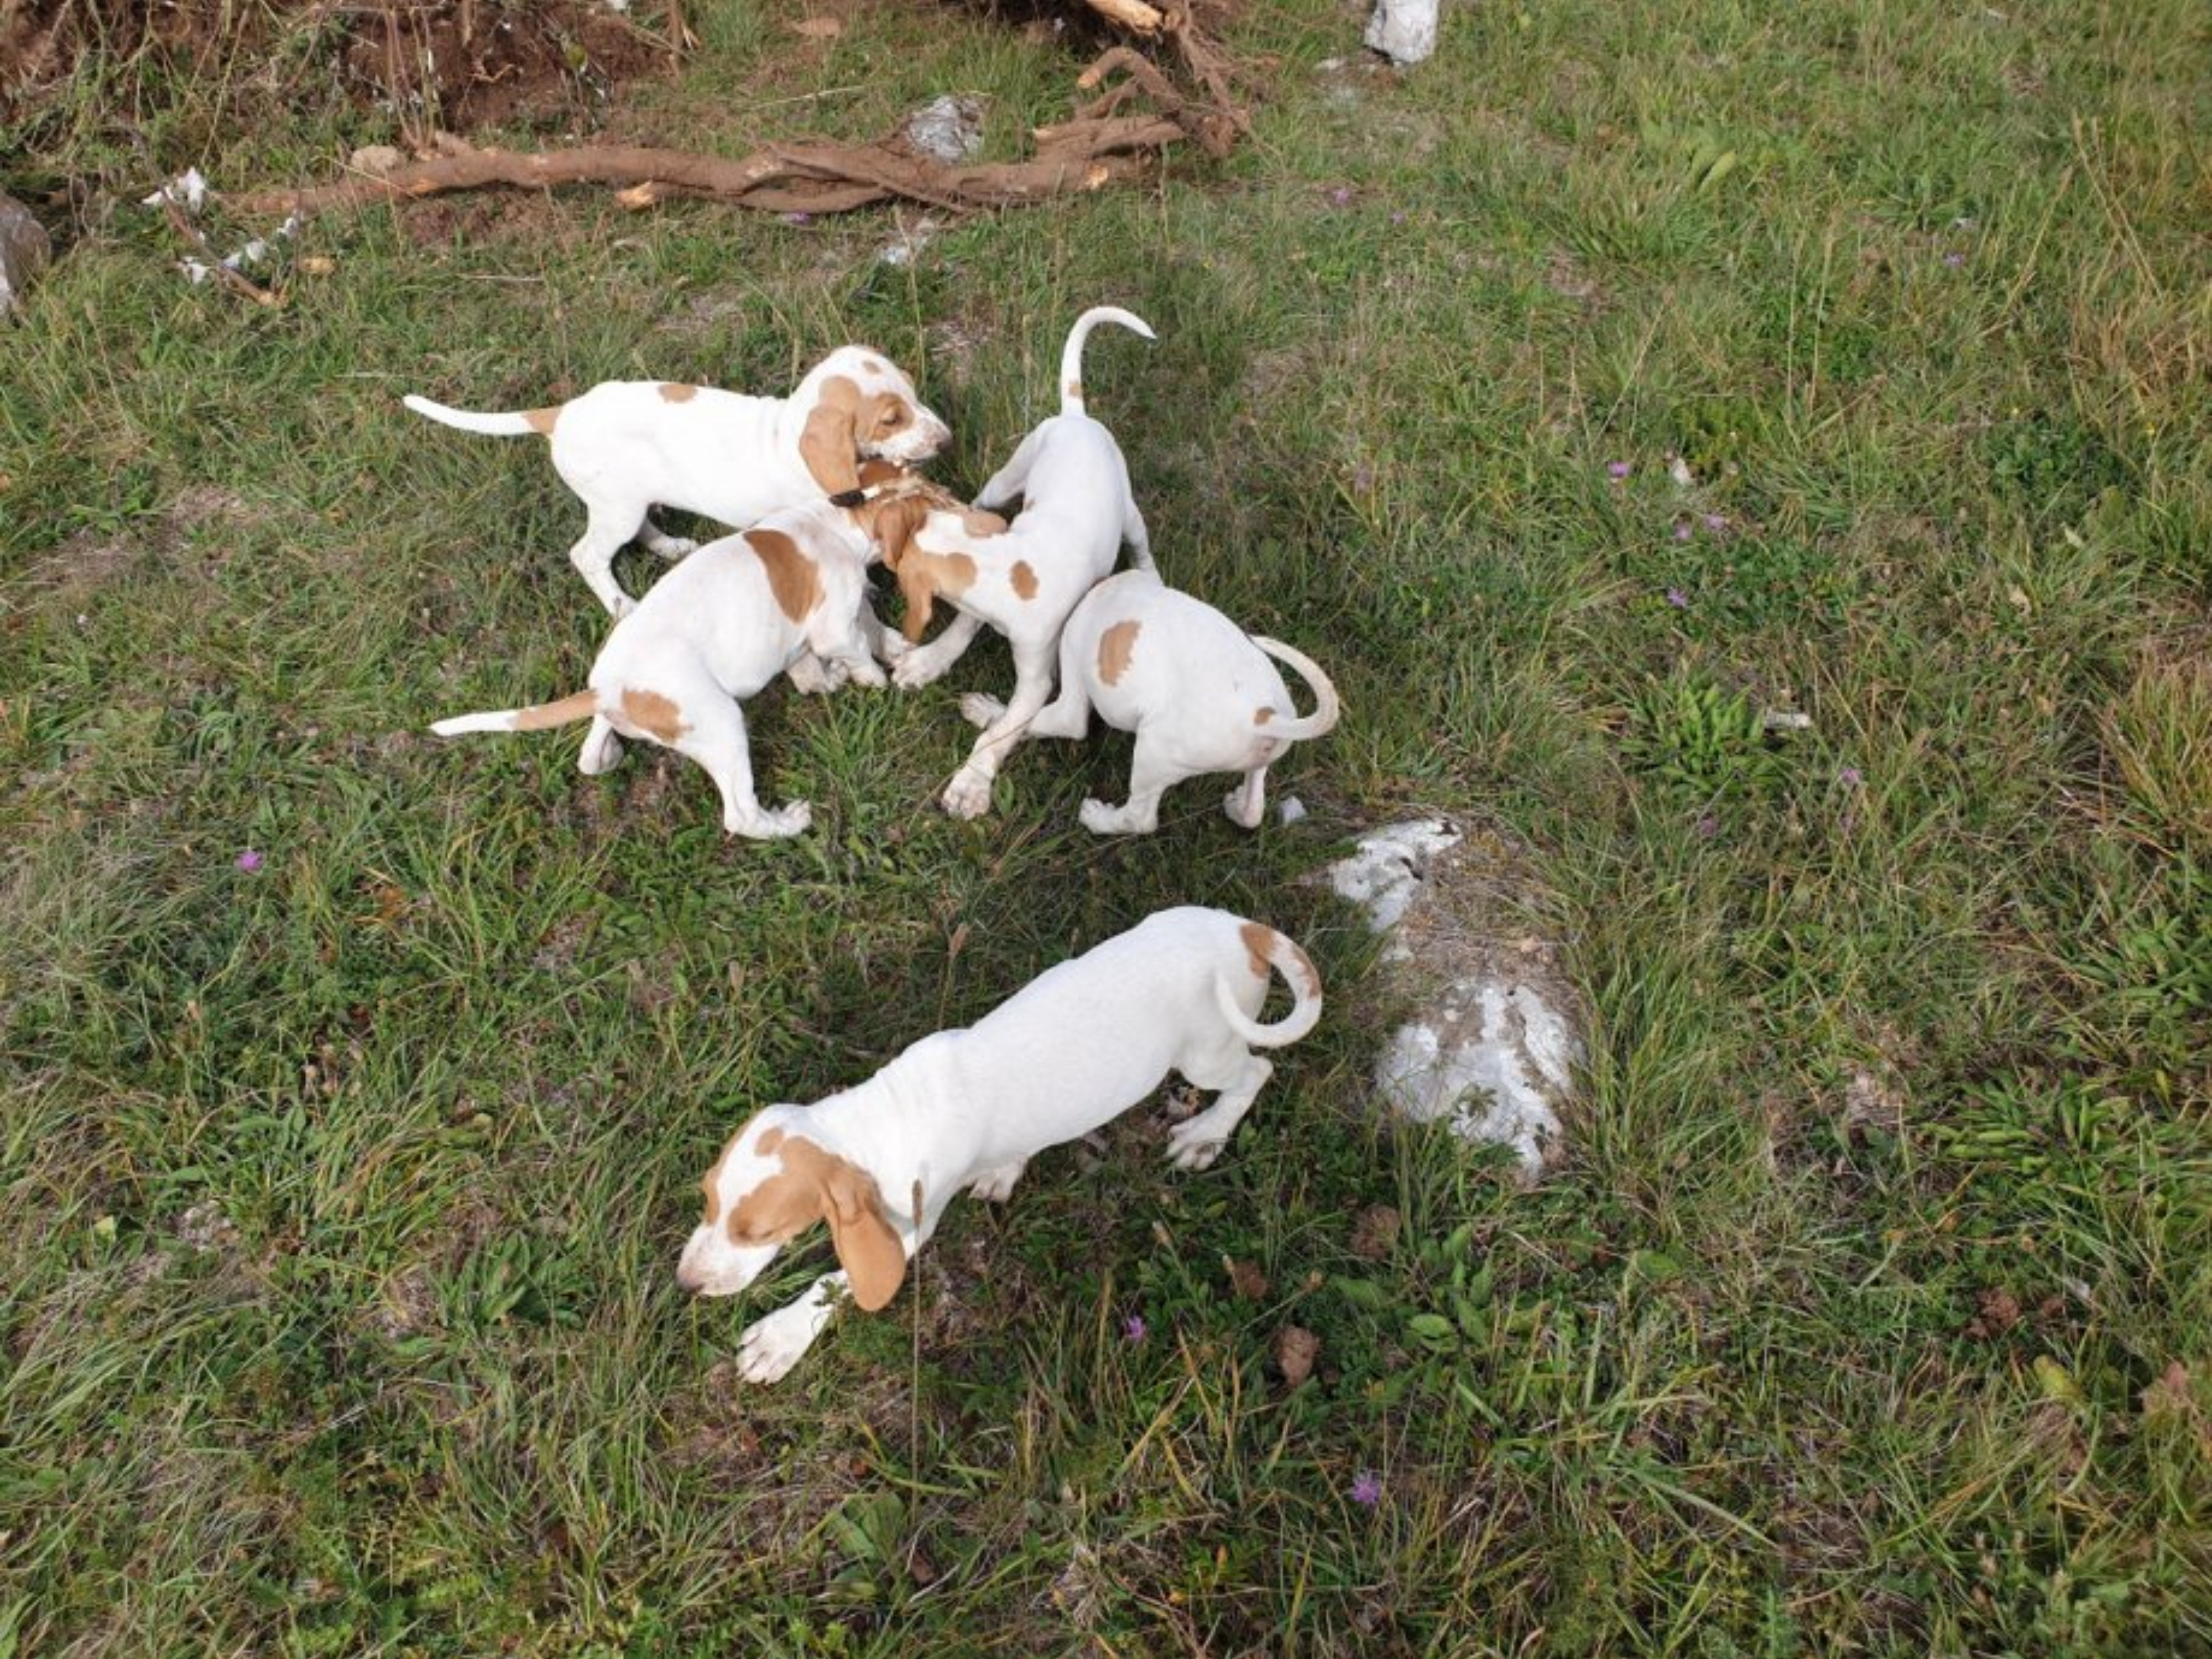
[675,907,1323,1381]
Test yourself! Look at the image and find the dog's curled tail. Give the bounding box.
[1250,637,1341,744]
[430,690,599,738]
[402,393,555,438]
[1214,922,1324,1048]
[1058,306,1156,415]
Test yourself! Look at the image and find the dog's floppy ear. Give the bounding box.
[799,374,862,496]
[817,1157,905,1311]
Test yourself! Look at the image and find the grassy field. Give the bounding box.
[4,1,2209,1653]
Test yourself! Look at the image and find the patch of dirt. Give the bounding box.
[3,1,666,132]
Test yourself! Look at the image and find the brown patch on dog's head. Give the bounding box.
[618,687,688,743]
[1010,561,1039,600]
[658,382,700,403]
[744,528,823,623]
[799,373,863,495]
[1254,707,1276,726]
[1097,619,1141,686]
[725,1134,905,1310]
[525,406,561,435]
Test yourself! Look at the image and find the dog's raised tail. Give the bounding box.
[402,393,557,438]
[1250,638,1342,744]
[1213,921,1324,1048]
[430,690,599,738]
[1058,306,1156,415]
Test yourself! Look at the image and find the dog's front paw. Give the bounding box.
[787,655,844,696]
[844,656,889,690]
[940,768,995,821]
[958,693,1006,730]
[1081,797,1154,836]
[735,1307,823,1385]
[968,1160,1026,1203]
[605,593,640,622]
[893,650,946,691]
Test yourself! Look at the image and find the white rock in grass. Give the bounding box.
[903,95,985,164]
[1374,979,1579,1178]
[1364,0,1439,65]
[1328,818,1460,933]
[0,192,51,320]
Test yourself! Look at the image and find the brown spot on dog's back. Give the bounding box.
[1240,920,1275,981]
[862,357,888,376]
[525,406,560,435]
[744,528,822,623]
[658,382,699,403]
[619,687,688,742]
[1254,707,1276,726]
[1011,561,1039,599]
[1098,619,1141,686]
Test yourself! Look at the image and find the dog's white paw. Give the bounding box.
[787,656,844,696]
[656,536,700,560]
[844,657,889,690]
[578,732,624,775]
[1081,797,1154,836]
[605,593,640,622]
[959,693,1007,730]
[731,801,813,839]
[1222,788,1264,830]
[1165,1119,1230,1171]
[968,1161,1025,1203]
[735,1306,824,1385]
[941,769,994,820]
[893,651,946,691]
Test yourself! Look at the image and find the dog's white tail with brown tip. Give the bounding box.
[402,393,547,437]
[431,690,599,738]
[1250,638,1342,743]
[1057,306,1155,416]
[1213,926,1324,1048]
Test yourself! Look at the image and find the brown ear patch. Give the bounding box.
[898,545,978,643]
[618,687,688,743]
[799,373,862,495]
[658,383,700,403]
[724,1134,906,1308]
[745,528,823,623]
[1098,619,1141,686]
[525,406,560,435]
[1010,561,1039,599]
[1253,707,1276,726]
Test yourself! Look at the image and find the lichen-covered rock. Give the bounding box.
[1365,0,1440,65]
[0,192,53,320]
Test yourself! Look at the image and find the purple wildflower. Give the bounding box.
[1695,815,1719,840]
[1943,252,1964,268]
[1122,1313,1147,1344]
[1353,463,1374,493]
[1666,587,1690,609]
[236,849,264,872]
[1390,209,1407,226]
[1839,766,1863,787]
[1327,186,1353,207]
[1703,513,1729,532]
[1350,1470,1384,1507]
[1673,520,1694,542]
[782,211,813,227]
[1607,461,1632,481]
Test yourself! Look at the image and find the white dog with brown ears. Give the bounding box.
[676,906,1323,1383]
[1022,570,1341,833]
[426,470,956,839]
[880,306,1157,818]
[403,346,951,618]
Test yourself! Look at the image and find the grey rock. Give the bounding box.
[903,95,985,165]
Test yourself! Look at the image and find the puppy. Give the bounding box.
[879,306,1157,818]
[676,906,1323,1383]
[404,347,951,617]
[1023,570,1340,833]
[426,479,946,838]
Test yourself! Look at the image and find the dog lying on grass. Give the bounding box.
[676,906,1323,1382]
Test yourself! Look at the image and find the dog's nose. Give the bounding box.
[674,1258,702,1293]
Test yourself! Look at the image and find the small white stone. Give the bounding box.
[1364,0,1439,65]
[1327,818,1460,932]
[1277,795,1308,826]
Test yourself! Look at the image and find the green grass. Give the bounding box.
[4,1,2210,1653]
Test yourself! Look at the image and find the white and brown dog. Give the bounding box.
[676,906,1323,1383]
[1024,570,1340,833]
[403,347,951,617]
[426,475,950,838]
[880,306,1157,818]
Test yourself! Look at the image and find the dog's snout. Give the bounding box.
[675,1257,703,1294]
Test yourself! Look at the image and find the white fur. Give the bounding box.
[675,906,1323,1382]
[888,307,1157,818]
[427,497,890,838]
[1016,570,1340,834]
[404,346,950,618]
